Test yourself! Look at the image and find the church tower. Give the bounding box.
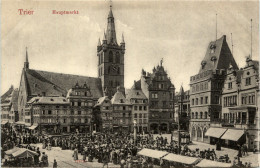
[97,4,125,98]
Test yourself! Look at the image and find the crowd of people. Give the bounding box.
[1,126,49,167]
[1,125,254,168]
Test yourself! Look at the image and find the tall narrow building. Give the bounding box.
[97,5,125,98]
[189,35,238,143]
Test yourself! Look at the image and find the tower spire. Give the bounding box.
[106,1,117,45]
[121,33,125,43]
[231,33,233,55]
[250,19,252,59]
[215,13,218,42]
[98,38,101,46]
[24,47,29,70]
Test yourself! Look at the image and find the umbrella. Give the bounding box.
[12,148,38,158]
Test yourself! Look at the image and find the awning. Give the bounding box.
[5,147,20,155]
[162,153,200,165]
[12,148,38,158]
[15,121,25,125]
[1,120,8,125]
[28,124,38,130]
[137,148,168,159]
[205,128,227,138]
[221,129,244,141]
[195,159,232,167]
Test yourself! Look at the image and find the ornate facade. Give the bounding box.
[189,35,238,143]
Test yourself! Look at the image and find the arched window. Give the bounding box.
[109,51,113,62]
[116,52,120,63]
[200,112,203,119]
[192,112,194,119]
[205,112,208,119]
[197,127,202,138]
[195,112,198,119]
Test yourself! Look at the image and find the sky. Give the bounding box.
[1,0,259,95]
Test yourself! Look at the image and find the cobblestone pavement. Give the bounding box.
[153,134,260,167]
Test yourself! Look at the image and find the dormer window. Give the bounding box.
[201,61,206,69]
[136,92,140,95]
[210,44,216,53]
[120,99,124,103]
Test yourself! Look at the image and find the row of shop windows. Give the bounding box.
[36,118,91,124]
[40,110,91,115]
[223,112,255,124]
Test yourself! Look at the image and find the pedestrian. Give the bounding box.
[237,145,242,158]
[103,152,109,168]
[53,159,57,168]
[73,148,78,161]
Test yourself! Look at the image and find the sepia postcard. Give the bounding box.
[1,0,259,167]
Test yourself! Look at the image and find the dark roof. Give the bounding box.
[25,69,103,99]
[199,35,238,73]
[1,85,14,103]
[125,89,147,100]
[28,96,69,105]
[131,80,141,90]
[111,90,130,105]
[11,89,19,111]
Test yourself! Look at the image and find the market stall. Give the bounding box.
[195,159,232,167]
[162,153,200,166]
[137,148,169,159]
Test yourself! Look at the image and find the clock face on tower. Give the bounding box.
[111,64,118,72]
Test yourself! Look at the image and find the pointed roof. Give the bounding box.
[199,35,238,73]
[98,38,101,46]
[125,89,147,100]
[121,33,125,43]
[111,89,130,105]
[179,85,184,95]
[106,5,117,45]
[23,69,103,98]
[25,47,29,63]
[95,96,110,107]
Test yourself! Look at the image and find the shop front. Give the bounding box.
[221,129,246,149]
[205,127,227,145]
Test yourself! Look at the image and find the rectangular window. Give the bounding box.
[228,82,232,89]
[139,106,143,110]
[195,98,198,105]
[134,106,137,110]
[205,96,208,104]
[246,77,251,85]
[144,106,147,111]
[78,111,81,115]
[48,110,52,115]
[192,99,194,105]
[200,97,203,105]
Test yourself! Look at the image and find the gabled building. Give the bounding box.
[17,48,103,126]
[95,93,113,132]
[126,82,149,133]
[111,86,132,132]
[212,58,259,150]
[139,62,175,134]
[1,86,19,126]
[174,87,190,131]
[189,35,238,143]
